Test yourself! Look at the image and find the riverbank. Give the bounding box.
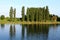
[0,21,60,24]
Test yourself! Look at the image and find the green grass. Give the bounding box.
[0,19,60,24]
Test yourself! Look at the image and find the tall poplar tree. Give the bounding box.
[14,8,16,21]
[36,9,38,22]
[22,6,25,21]
[45,6,49,21]
[26,8,29,21]
[9,7,13,21]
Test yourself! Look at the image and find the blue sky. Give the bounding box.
[0,0,60,18]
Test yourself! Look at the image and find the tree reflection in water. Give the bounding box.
[1,24,5,29]
[0,24,59,40]
[22,24,50,40]
[22,24,24,40]
[9,24,16,40]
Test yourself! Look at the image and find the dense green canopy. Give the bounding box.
[26,6,50,22]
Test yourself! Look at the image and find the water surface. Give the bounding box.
[0,24,60,40]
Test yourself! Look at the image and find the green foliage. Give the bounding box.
[9,7,13,21]
[1,15,5,20]
[17,18,20,21]
[36,9,38,21]
[14,8,16,20]
[26,6,50,22]
[22,6,25,21]
[45,6,49,20]
[5,17,10,21]
[9,7,16,21]
[26,8,29,21]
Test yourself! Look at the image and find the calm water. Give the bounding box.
[0,24,60,40]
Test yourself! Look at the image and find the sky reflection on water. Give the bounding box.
[0,24,60,40]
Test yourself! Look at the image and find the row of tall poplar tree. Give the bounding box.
[9,7,16,21]
[9,6,50,22]
[22,6,50,22]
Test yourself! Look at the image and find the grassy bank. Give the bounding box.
[0,20,60,24]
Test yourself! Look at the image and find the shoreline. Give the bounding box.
[0,21,60,24]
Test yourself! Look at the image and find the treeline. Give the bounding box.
[21,6,60,22]
[0,7,17,22]
[0,6,60,22]
[22,6,50,22]
[9,7,16,21]
[26,6,49,22]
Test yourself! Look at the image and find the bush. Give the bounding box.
[7,19,11,21]
[6,17,10,21]
[1,15,5,20]
[17,18,20,21]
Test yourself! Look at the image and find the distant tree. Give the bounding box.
[14,8,16,21]
[42,7,45,21]
[1,15,5,20]
[36,9,38,22]
[27,8,35,22]
[26,6,50,22]
[45,6,50,21]
[30,8,34,22]
[5,17,11,21]
[39,8,43,22]
[9,7,13,21]
[16,18,20,21]
[26,8,29,21]
[22,6,25,21]
[24,15,27,21]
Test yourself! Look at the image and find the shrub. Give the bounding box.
[1,15,5,20]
